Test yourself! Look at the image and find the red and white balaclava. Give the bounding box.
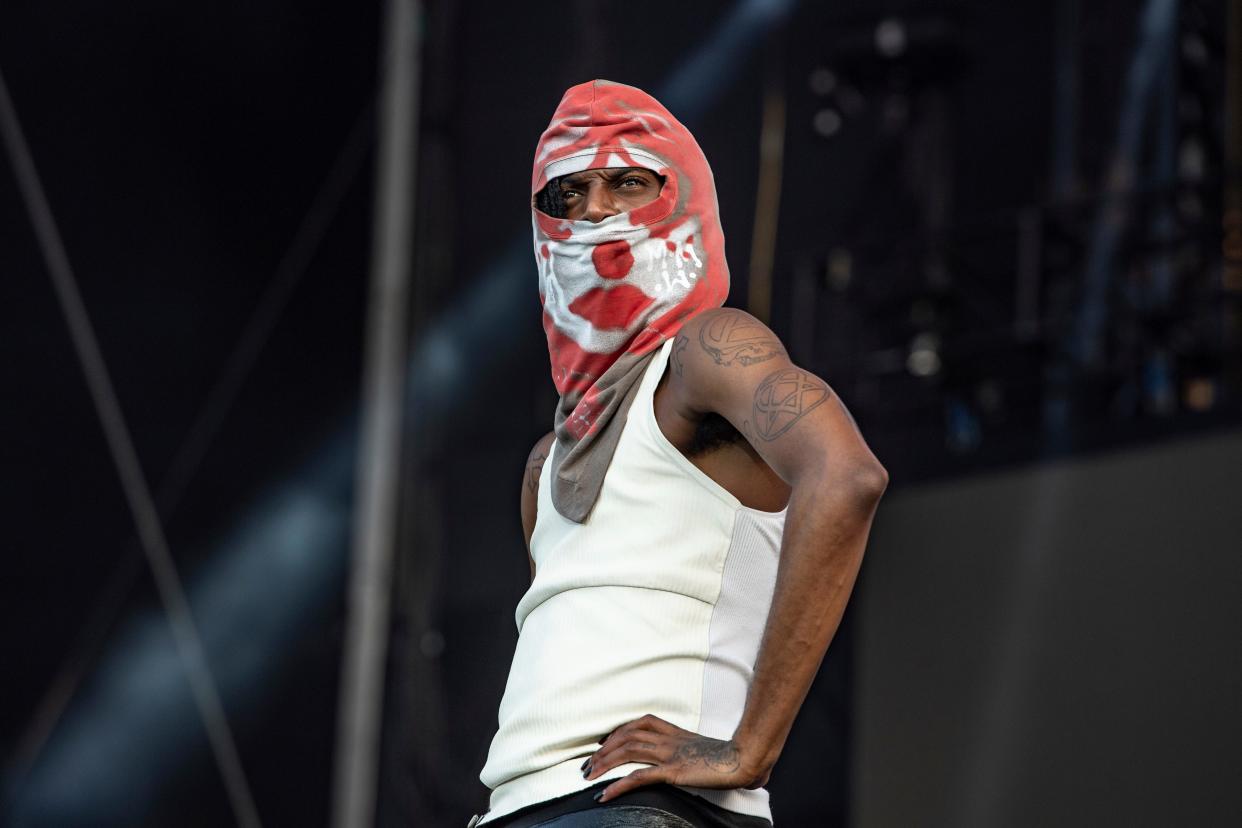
[533,79,729,523]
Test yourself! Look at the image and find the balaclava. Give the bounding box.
[533,79,729,523]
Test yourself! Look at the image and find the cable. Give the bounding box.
[0,67,262,828]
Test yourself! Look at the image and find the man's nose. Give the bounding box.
[582,185,619,223]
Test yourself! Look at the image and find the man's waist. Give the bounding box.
[479,755,773,827]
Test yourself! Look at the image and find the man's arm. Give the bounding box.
[584,308,887,798]
[521,431,555,583]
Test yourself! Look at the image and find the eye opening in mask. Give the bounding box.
[534,169,666,220]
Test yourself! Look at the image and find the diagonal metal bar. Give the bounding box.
[7,100,373,792]
[0,67,262,828]
[155,103,374,519]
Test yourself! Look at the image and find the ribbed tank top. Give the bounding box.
[478,337,787,825]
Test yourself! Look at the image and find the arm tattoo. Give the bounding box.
[671,334,689,377]
[752,368,831,440]
[698,310,785,367]
[526,449,546,493]
[672,737,741,773]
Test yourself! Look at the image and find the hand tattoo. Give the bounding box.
[672,737,741,773]
[752,368,831,440]
[698,310,785,367]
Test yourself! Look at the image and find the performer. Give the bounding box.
[471,80,887,828]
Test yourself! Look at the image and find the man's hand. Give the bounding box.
[581,714,769,803]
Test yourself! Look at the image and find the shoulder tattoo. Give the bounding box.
[671,334,690,377]
[697,309,786,367]
[526,447,547,493]
[751,368,832,440]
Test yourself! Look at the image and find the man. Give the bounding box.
[472,80,886,827]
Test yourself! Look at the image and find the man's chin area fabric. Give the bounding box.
[533,79,730,524]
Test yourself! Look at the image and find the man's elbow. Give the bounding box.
[809,454,888,504]
[855,458,888,500]
[791,452,888,503]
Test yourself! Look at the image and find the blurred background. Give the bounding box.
[2,0,1239,826]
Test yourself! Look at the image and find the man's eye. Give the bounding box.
[562,190,581,199]
[619,177,646,188]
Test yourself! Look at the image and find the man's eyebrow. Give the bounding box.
[558,168,654,188]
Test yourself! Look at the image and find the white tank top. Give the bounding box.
[478,337,787,824]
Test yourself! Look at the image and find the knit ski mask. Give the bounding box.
[534,79,729,523]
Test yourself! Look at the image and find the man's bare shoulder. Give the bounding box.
[669,308,790,411]
[675,308,788,371]
[524,431,556,497]
[521,431,556,564]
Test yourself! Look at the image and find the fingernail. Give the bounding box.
[580,758,589,771]
[592,791,604,802]
[582,764,591,778]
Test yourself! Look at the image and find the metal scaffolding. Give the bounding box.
[331,1,423,827]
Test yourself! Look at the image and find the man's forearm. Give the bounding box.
[731,464,885,780]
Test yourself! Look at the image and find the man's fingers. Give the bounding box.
[591,725,664,765]
[606,716,652,744]
[586,732,664,777]
[598,767,664,803]
[585,715,687,781]
[601,714,678,748]
[585,739,665,780]
[634,714,679,735]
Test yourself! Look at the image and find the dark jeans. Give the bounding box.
[523,805,694,827]
[477,781,771,828]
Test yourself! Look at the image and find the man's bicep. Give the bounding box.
[734,365,879,487]
[678,309,882,486]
